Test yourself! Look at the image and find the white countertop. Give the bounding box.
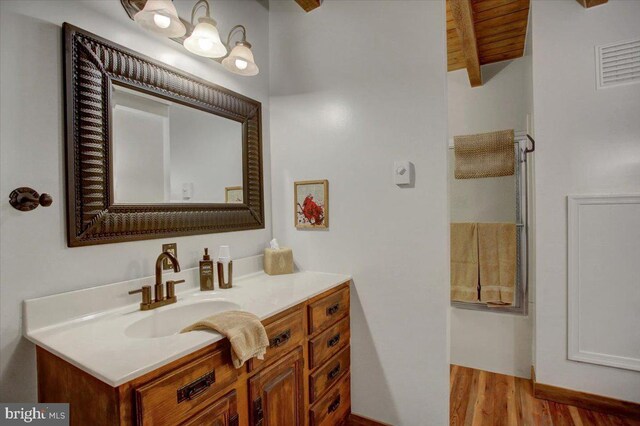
[24,264,350,387]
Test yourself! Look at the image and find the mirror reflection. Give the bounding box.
[112,85,243,204]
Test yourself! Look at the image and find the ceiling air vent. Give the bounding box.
[596,38,640,89]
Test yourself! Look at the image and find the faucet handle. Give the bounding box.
[166,279,186,299]
[129,285,152,306]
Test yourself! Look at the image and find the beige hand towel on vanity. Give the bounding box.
[478,223,517,305]
[450,223,479,302]
[181,311,269,368]
[454,129,515,179]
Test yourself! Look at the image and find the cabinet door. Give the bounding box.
[181,390,238,426]
[249,347,303,426]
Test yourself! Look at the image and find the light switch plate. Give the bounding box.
[182,183,194,200]
[162,243,177,270]
[394,160,412,185]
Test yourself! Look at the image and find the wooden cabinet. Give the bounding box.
[36,281,351,426]
[308,287,349,335]
[308,316,350,370]
[248,309,304,372]
[249,348,304,426]
[135,348,238,425]
[309,346,350,404]
[182,391,238,426]
[309,374,351,426]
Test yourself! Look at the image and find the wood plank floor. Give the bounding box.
[450,365,640,426]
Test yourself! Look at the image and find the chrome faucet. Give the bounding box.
[129,251,185,310]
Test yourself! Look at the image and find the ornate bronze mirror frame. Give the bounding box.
[64,24,263,247]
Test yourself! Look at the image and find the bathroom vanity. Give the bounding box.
[25,264,351,426]
[24,23,353,426]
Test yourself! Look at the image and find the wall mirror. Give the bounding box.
[64,24,264,246]
[112,85,243,204]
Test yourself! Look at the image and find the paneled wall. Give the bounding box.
[567,195,640,372]
[532,0,640,402]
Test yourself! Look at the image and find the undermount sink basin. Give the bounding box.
[125,300,240,338]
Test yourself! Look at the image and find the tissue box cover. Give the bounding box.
[264,247,293,275]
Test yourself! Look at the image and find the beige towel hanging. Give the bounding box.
[450,223,479,302]
[478,223,516,305]
[181,310,269,368]
[454,129,515,179]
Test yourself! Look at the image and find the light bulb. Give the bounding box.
[197,38,214,51]
[222,42,259,76]
[134,0,186,37]
[183,17,226,58]
[235,59,248,70]
[153,13,171,29]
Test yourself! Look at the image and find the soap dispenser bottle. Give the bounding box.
[199,248,214,291]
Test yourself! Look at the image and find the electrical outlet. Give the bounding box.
[162,243,177,270]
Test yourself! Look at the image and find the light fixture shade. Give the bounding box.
[134,0,186,38]
[222,43,259,76]
[183,17,227,58]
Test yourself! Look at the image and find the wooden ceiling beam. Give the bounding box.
[295,0,322,12]
[576,0,608,8]
[449,0,482,87]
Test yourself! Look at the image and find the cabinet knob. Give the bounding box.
[327,333,341,348]
[326,303,340,316]
[327,364,341,381]
[269,329,291,348]
[328,395,341,413]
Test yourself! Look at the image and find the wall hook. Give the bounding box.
[9,187,53,212]
[525,134,535,154]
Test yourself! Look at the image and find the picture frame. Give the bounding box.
[225,186,243,203]
[294,180,329,229]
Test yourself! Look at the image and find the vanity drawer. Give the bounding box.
[308,287,350,335]
[180,390,237,426]
[135,349,237,426]
[309,373,351,426]
[248,308,304,371]
[309,346,350,403]
[308,316,350,370]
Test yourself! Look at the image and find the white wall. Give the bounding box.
[533,0,640,402]
[269,1,449,424]
[448,59,531,138]
[0,0,271,402]
[113,102,169,203]
[169,104,243,203]
[448,56,534,378]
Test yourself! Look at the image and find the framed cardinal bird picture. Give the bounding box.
[294,180,329,229]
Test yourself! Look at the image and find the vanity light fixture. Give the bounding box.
[222,25,259,76]
[133,0,186,38]
[183,0,227,58]
[126,0,259,76]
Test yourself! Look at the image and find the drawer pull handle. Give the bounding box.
[326,303,340,316]
[327,333,341,348]
[328,395,341,414]
[270,329,291,348]
[327,364,341,381]
[177,371,215,403]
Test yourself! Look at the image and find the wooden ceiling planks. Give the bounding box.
[295,0,322,12]
[449,0,483,86]
[447,0,530,76]
[576,0,608,8]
